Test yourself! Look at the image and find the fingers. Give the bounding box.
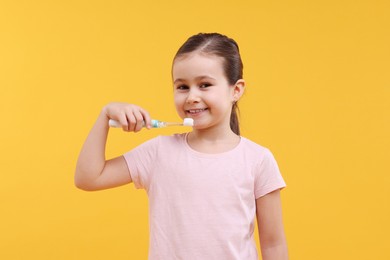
[123,105,146,132]
[139,108,151,129]
[121,112,134,132]
[105,103,151,132]
[132,109,145,132]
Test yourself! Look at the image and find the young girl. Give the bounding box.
[75,33,288,260]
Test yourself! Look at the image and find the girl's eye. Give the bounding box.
[200,83,211,88]
[176,85,189,90]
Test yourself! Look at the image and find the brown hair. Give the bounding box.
[173,33,244,135]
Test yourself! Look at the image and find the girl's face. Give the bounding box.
[172,53,243,132]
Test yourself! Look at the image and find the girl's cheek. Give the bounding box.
[174,95,186,105]
[174,97,186,114]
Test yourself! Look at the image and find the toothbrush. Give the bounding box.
[108,118,194,128]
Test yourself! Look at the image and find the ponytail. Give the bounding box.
[230,102,240,135]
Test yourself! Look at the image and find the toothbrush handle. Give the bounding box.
[108,119,122,128]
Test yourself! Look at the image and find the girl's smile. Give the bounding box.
[186,108,208,116]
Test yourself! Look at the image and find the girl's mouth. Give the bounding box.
[186,108,208,115]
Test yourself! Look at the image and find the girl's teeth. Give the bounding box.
[189,109,205,113]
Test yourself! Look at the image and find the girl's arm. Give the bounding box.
[256,189,288,260]
[74,103,151,191]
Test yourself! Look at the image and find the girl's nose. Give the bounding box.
[186,89,201,104]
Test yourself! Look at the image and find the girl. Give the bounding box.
[75,33,288,260]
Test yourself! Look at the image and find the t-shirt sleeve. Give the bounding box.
[254,149,286,199]
[123,137,160,190]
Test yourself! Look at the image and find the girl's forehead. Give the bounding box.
[174,52,223,64]
[172,52,225,78]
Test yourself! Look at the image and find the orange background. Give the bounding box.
[1,0,389,259]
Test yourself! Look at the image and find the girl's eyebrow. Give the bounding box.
[174,76,216,84]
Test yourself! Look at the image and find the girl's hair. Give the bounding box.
[173,32,244,135]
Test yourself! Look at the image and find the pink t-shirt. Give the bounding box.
[123,133,286,260]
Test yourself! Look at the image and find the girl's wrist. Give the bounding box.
[99,106,111,126]
[101,105,110,120]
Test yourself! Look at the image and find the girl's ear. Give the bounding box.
[232,79,245,102]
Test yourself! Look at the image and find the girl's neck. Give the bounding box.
[186,127,240,154]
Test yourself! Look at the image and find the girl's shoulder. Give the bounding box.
[239,136,272,155]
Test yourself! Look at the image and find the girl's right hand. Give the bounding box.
[103,102,152,132]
